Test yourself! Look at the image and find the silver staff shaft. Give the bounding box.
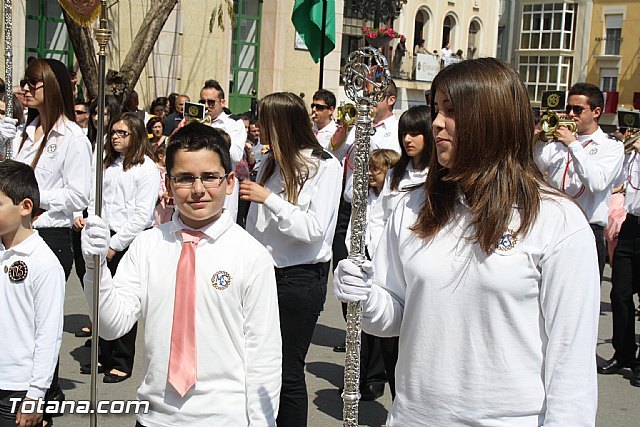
[341,46,390,426]
[4,0,13,159]
[90,2,111,426]
[343,103,373,426]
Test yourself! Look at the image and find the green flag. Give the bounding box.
[292,0,336,63]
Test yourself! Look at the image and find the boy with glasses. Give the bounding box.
[74,101,90,135]
[534,82,624,282]
[81,122,281,426]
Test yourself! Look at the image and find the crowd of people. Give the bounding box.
[0,54,637,427]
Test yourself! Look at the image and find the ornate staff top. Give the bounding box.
[342,47,390,107]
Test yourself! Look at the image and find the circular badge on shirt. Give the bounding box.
[211,271,232,291]
[46,143,57,154]
[495,229,518,252]
[8,261,28,282]
[589,148,598,155]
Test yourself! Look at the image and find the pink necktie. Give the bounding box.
[168,229,203,397]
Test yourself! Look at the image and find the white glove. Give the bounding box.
[81,215,110,269]
[333,259,374,303]
[0,117,18,143]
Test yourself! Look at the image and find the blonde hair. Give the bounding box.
[370,149,400,174]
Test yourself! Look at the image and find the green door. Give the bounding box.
[229,0,262,114]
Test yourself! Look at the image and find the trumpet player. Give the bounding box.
[310,89,337,152]
[534,82,624,280]
[599,131,640,386]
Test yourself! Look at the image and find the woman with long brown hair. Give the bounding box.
[8,57,92,425]
[241,92,342,426]
[334,58,600,425]
[76,112,160,383]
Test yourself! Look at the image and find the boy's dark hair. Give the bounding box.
[0,160,40,217]
[165,122,232,175]
[312,89,336,108]
[203,79,225,100]
[568,82,604,113]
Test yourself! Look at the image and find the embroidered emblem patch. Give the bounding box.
[589,148,598,155]
[8,261,28,282]
[496,229,518,252]
[46,144,57,154]
[211,271,232,290]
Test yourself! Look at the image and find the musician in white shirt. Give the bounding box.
[77,112,161,383]
[334,58,599,426]
[534,82,624,280]
[310,89,338,151]
[81,122,281,426]
[599,134,640,386]
[200,80,248,221]
[241,92,342,427]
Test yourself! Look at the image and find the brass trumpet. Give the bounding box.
[540,110,577,139]
[336,102,358,127]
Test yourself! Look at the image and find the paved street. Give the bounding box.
[55,265,638,426]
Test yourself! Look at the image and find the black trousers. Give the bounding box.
[71,210,89,288]
[610,214,640,368]
[590,224,606,283]
[38,227,72,420]
[99,239,137,375]
[0,390,43,427]
[275,262,329,427]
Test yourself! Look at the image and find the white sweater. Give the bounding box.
[363,189,599,426]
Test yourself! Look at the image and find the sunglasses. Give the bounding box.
[565,105,588,115]
[199,99,217,107]
[109,130,130,138]
[20,78,43,90]
[75,110,88,115]
[311,103,329,111]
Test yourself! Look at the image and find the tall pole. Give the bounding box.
[3,0,13,159]
[90,2,111,426]
[318,0,328,90]
[341,47,390,426]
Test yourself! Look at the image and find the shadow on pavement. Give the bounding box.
[312,323,346,348]
[64,313,91,334]
[307,361,343,388]
[313,388,388,426]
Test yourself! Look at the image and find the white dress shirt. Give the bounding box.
[379,164,428,229]
[246,149,343,268]
[623,151,640,216]
[12,116,92,228]
[0,231,65,400]
[343,115,401,202]
[89,155,161,251]
[210,112,248,221]
[84,211,281,426]
[362,189,599,426]
[313,120,338,151]
[534,127,624,226]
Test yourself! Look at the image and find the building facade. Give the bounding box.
[585,0,640,113]
[3,0,499,114]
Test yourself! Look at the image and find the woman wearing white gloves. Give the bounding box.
[333,58,600,426]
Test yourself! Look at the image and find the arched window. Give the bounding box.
[442,14,457,50]
[467,19,481,59]
[414,8,431,53]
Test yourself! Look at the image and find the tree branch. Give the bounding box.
[63,9,99,100]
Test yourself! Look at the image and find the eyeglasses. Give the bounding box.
[21,78,43,91]
[109,130,130,138]
[311,103,329,111]
[168,173,228,188]
[75,110,88,115]
[565,104,589,115]
[199,99,217,107]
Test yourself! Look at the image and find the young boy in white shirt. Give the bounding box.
[81,122,282,426]
[0,160,65,427]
